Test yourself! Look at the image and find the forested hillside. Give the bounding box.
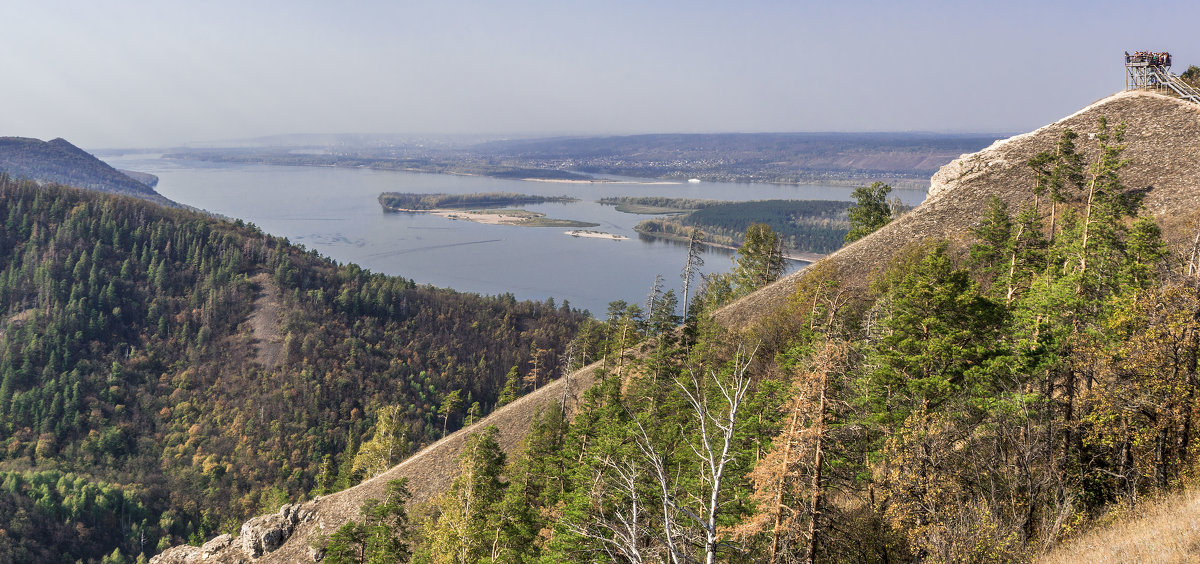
[0,176,586,563]
[182,90,1200,564]
[0,138,175,207]
[385,98,1199,563]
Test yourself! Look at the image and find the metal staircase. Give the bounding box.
[1149,66,1200,104]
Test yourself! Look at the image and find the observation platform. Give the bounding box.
[1125,51,1199,104]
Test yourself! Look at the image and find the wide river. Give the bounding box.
[103,154,928,316]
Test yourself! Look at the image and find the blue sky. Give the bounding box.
[1,0,1196,148]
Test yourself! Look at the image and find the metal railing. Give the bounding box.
[1149,66,1200,104]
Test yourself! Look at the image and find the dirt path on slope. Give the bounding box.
[248,273,284,369]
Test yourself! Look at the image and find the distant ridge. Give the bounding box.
[0,136,177,207]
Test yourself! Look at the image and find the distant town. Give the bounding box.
[162,131,999,188]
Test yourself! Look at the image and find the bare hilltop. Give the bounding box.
[717,90,1200,329]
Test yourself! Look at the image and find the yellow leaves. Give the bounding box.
[200,455,224,477]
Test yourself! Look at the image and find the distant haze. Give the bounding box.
[2,0,1197,149]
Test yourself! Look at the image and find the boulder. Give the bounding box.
[238,502,316,559]
[148,545,203,563]
[202,533,234,556]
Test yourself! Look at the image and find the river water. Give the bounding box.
[103,154,928,316]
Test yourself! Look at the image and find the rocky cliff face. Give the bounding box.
[716,90,1200,329]
[152,502,319,563]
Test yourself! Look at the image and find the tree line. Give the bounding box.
[634,199,851,255]
[378,192,577,212]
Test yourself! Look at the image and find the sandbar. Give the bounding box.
[565,230,629,241]
[523,178,683,185]
[432,209,528,225]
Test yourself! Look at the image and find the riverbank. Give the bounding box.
[565,230,629,241]
[408,208,599,228]
[523,178,683,185]
[635,229,824,263]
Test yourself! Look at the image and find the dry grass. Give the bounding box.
[1041,490,1200,563]
[716,90,1200,330]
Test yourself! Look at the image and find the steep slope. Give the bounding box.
[158,90,1200,563]
[716,90,1200,329]
[0,136,177,206]
[1040,488,1200,563]
[156,364,600,562]
[0,178,585,563]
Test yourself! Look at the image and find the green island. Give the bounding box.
[597,196,722,214]
[617,198,851,255]
[379,192,597,228]
[379,191,578,211]
[441,209,599,228]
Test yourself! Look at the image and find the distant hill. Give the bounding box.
[469,131,1001,184]
[0,136,176,206]
[163,131,999,187]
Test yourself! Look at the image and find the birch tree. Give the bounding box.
[674,344,758,564]
[427,427,506,564]
[351,405,410,479]
[681,228,705,323]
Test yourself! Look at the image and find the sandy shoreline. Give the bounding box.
[523,178,683,185]
[390,207,596,228]
[565,230,629,241]
[429,209,528,225]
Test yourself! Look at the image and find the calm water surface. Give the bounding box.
[104,154,928,316]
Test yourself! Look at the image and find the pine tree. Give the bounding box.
[486,404,569,563]
[323,479,413,563]
[868,241,1008,425]
[732,223,785,296]
[495,365,522,409]
[439,390,464,439]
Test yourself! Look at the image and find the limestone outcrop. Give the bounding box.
[239,503,315,558]
[149,503,317,563]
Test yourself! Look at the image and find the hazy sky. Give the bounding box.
[2,0,1197,148]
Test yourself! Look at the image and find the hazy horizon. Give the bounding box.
[84,129,1013,153]
[3,0,1197,149]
